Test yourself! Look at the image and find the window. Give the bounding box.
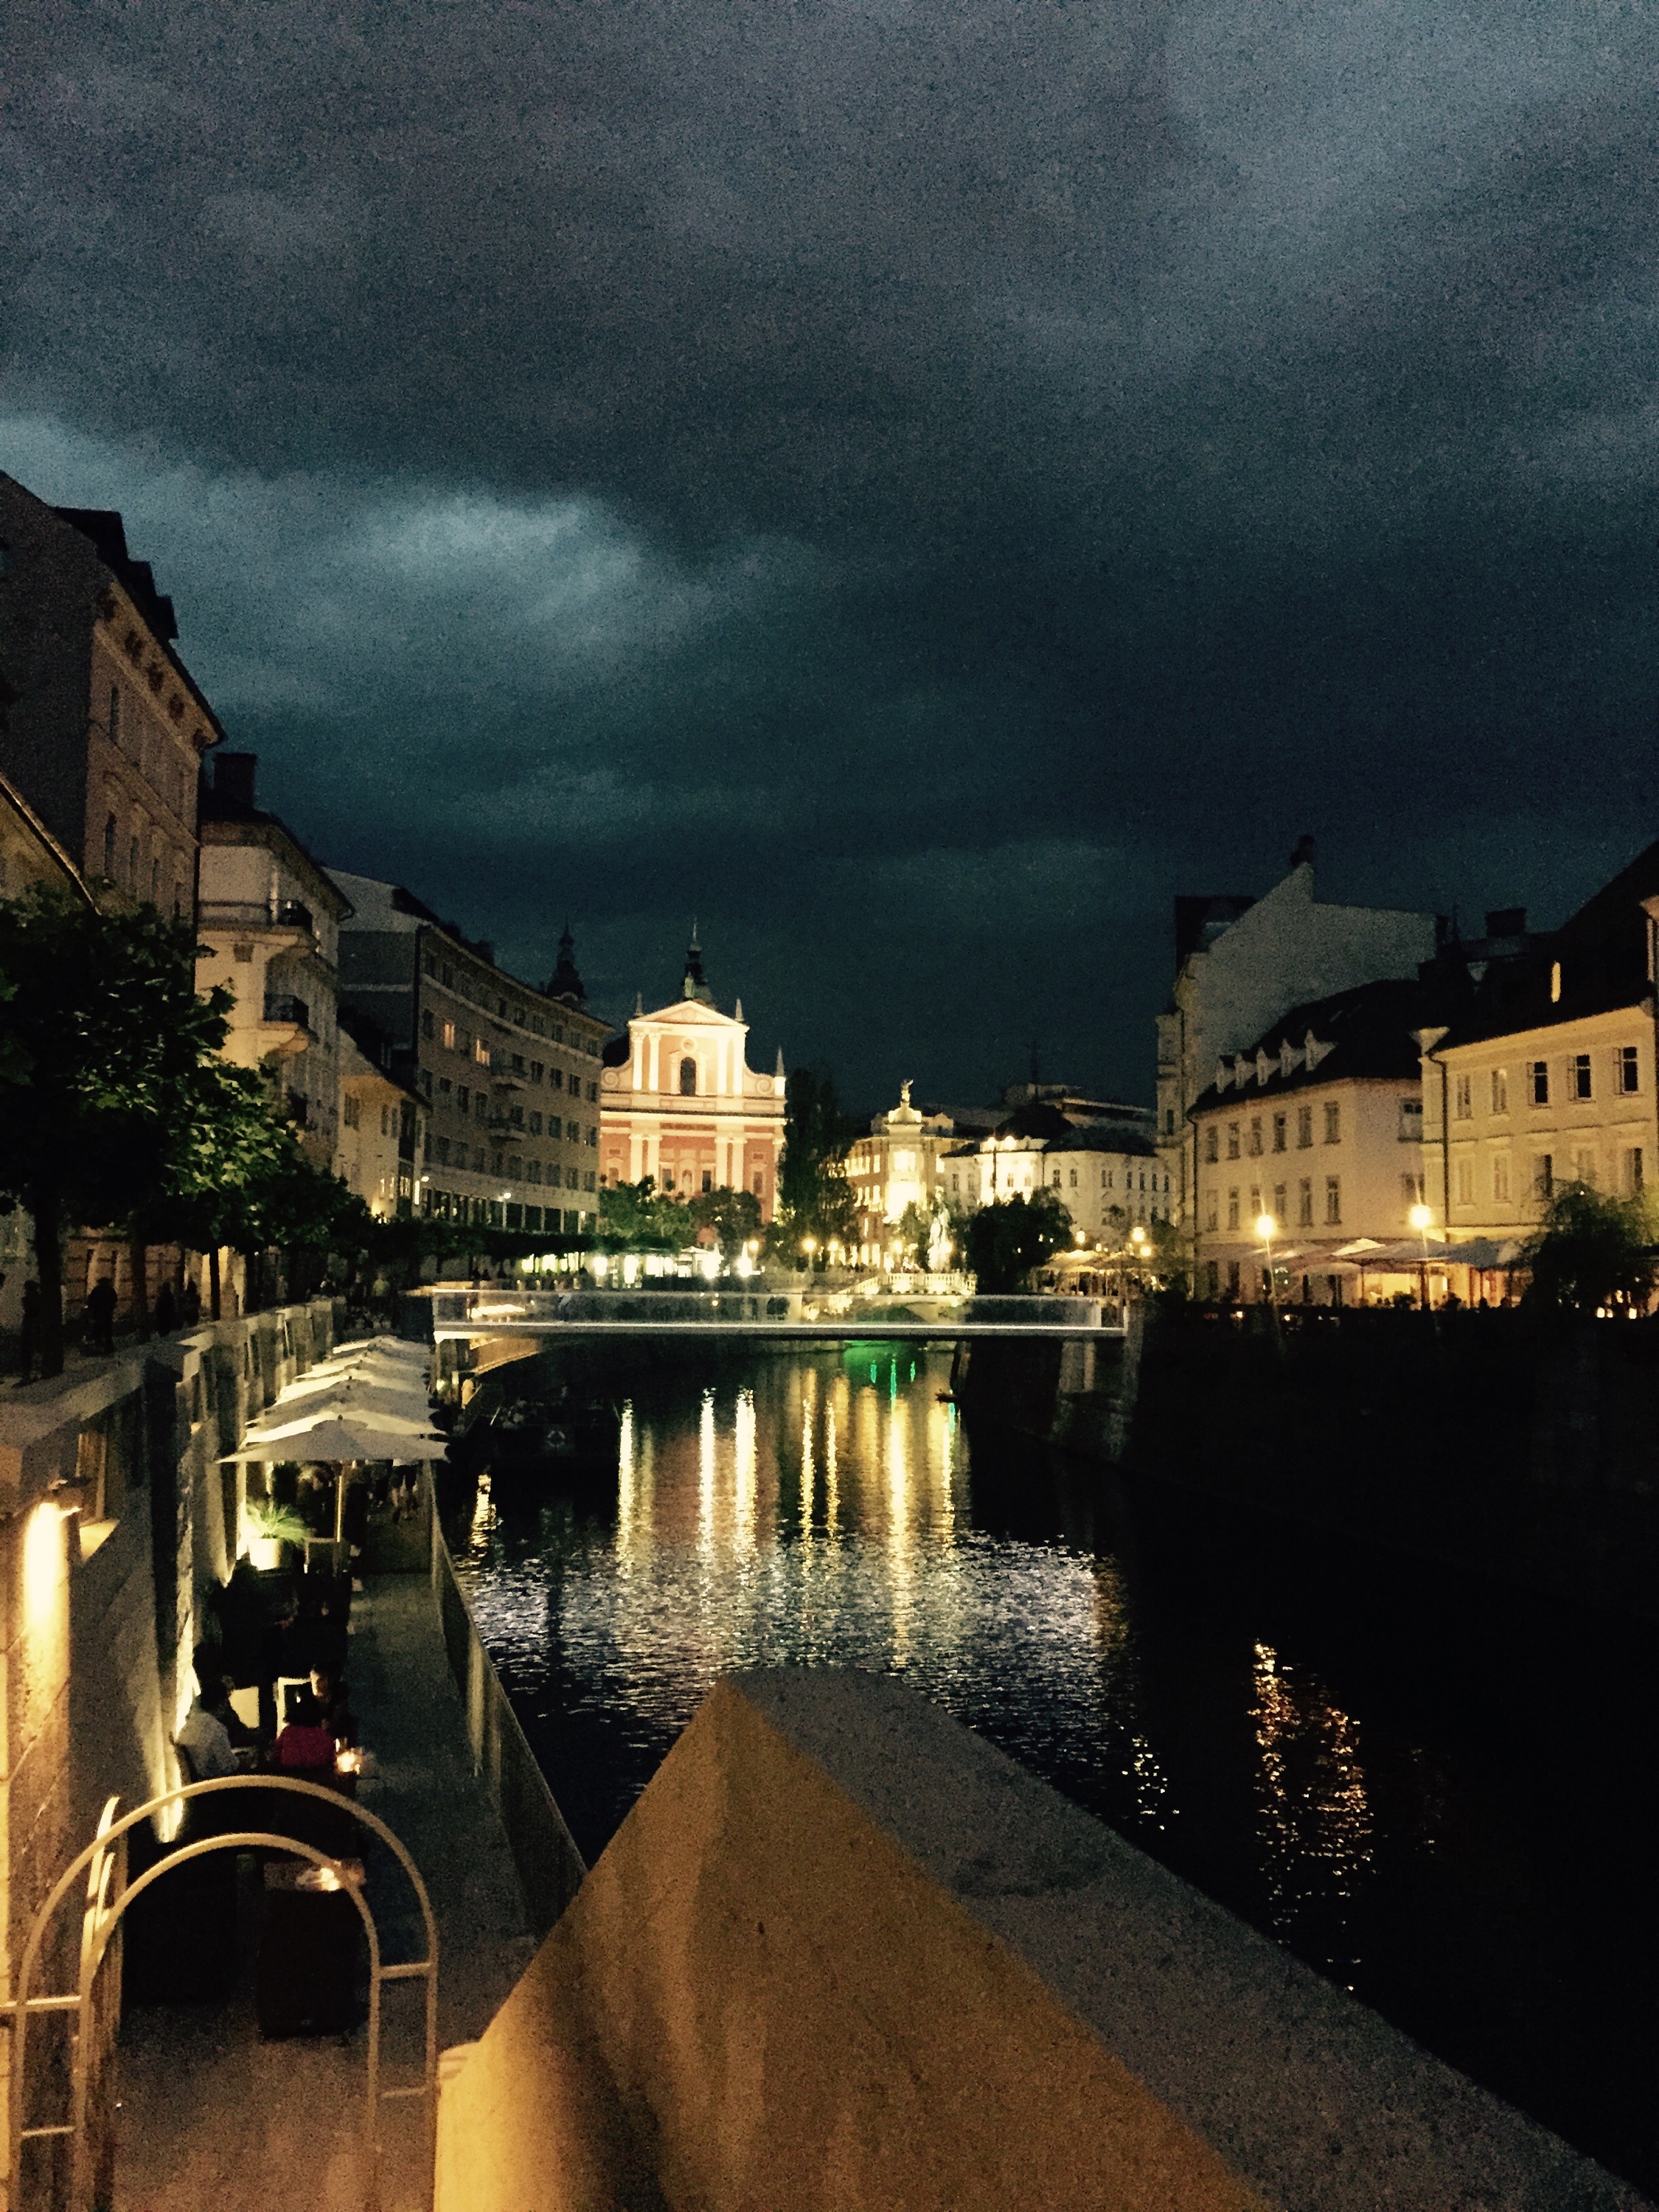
[587,1081,599,1103]
[679,1057,697,1096]
[1204,1126,1219,1164]
[1493,1154,1511,1204]
[1099,1167,1108,1187]
[753,1170,764,1194]
[457,1085,469,1113]
[1248,1186,1261,1221]
[1206,1195,1219,1231]
[1454,1073,1472,1120]
[532,1061,544,1083]
[1530,1060,1549,1106]
[423,954,438,979]
[528,1110,542,1135]
[1455,1158,1473,1205]
[1491,1067,1509,1114]
[474,1039,490,1067]
[1297,1105,1313,1149]
[1625,1147,1645,1195]
[1550,960,1562,1004]
[1272,1114,1287,1152]
[442,1020,456,1050]
[1534,1154,1554,1201]
[1324,1177,1342,1225]
[1402,1171,1425,1210]
[421,1009,434,1040]
[1273,1183,1287,1223]
[108,686,121,748]
[700,1169,713,1193]
[1164,1107,1175,1135]
[1227,1189,1239,1229]
[1051,1167,1061,1188]
[1324,1101,1341,1144]
[1298,1178,1313,1226]
[1574,1147,1596,1186]
[552,1068,564,1091]
[1227,1123,1240,1160]
[343,1096,360,1129]
[1248,1118,1263,1157]
[435,1135,450,1165]
[1572,1054,1592,1102]
[1069,1168,1078,1189]
[379,1105,391,1137]
[1618,1046,1640,1095]
[476,1096,487,1121]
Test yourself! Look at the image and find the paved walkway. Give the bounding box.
[114,1571,540,2212]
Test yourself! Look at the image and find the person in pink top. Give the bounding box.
[273,1688,336,1772]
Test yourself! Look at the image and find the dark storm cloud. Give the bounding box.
[4,1,1659,1099]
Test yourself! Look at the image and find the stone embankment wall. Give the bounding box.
[958,1307,1659,1621]
[0,1298,341,2017]
[434,1669,1643,2212]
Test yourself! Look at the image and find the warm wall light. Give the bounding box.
[1255,1213,1276,1241]
[1408,1203,1433,1234]
[23,1499,66,1636]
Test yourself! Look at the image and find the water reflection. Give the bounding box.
[451,1343,1659,2195]
[1251,1642,1373,1984]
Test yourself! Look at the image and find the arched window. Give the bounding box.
[679,1057,697,1096]
[102,813,116,877]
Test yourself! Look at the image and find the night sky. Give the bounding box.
[4,2,1655,1107]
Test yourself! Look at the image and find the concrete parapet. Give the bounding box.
[437,1668,1648,2212]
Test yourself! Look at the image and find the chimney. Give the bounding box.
[1288,833,1315,872]
[213,752,258,813]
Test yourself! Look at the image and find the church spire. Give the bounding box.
[546,919,586,1007]
[682,921,714,1005]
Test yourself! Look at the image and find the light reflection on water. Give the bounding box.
[458,1349,1181,1862]
[453,1344,1659,2193]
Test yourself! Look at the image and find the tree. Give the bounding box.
[1521,1183,1657,1315]
[964,1191,1073,1293]
[689,1184,763,1256]
[135,1056,299,1320]
[777,1065,859,1259]
[0,888,234,1374]
[599,1177,694,1251]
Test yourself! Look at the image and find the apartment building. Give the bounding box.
[0,475,219,907]
[1419,847,1659,1237]
[197,754,352,1173]
[1155,840,1436,1246]
[333,874,610,1230]
[1189,978,1429,1301]
[846,1084,956,1256]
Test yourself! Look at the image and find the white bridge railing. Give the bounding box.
[430,1287,1127,1341]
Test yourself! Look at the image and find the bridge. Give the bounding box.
[428,1287,1126,1343]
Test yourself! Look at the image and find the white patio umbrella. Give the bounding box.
[223,1413,450,1464]
[272,1369,429,1414]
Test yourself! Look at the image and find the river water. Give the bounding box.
[448,1343,1659,2194]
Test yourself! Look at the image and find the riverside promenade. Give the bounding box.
[113,1566,541,2212]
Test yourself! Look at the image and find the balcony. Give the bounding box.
[198,898,317,948]
[260,993,313,1056]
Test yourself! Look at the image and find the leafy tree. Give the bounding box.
[964,1190,1072,1293]
[599,1177,694,1251]
[134,1057,298,1320]
[689,1184,763,1256]
[0,888,234,1373]
[777,1065,859,1260]
[1522,1183,1656,1314]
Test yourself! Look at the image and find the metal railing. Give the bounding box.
[429,1502,585,1936]
[262,992,312,1032]
[429,1286,1124,1341]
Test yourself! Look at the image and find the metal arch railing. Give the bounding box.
[3,1775,440,2212]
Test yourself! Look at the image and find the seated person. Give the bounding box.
[309,1664,358,1749]
[272,1688,338,1773]
[178,1660,240,1781]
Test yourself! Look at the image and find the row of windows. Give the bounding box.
[420,951,601,1053]
[100,807,187,916]
[425,1191,591,1231]
[1208,1179,1344,1231]
[430,1077,596,1140]
[1450,1147,1645,1205]
[105,681,196,820]
[1204,1102,1343,1162]
[1452,1046,1641,1119]
[429,1135,598,1188]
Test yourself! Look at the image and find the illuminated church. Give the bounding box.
[599,932,787,1219]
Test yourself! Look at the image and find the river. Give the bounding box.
[447,1342,1659,2195]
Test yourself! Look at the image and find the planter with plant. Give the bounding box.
[244,1499,310,1571]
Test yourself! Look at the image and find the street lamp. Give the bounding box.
[1408,1200,1433,1309]
[1255,1211,1278,1306]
